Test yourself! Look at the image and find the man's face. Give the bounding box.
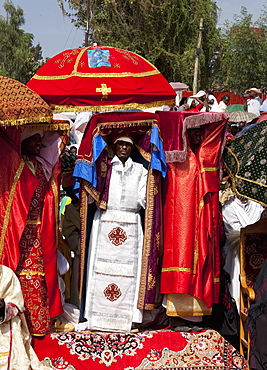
[187,128,201,147]
[24,133,42,157]
[114,140,133,164]
[224,97,230,105]
[70,147,77,155]
[249,91,257,98]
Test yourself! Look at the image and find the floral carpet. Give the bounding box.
[33,328,248,369]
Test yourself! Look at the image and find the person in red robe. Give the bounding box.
[0,126,65,336]
[158,111,228,324]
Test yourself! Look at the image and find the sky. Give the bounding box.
[0,0,266,59]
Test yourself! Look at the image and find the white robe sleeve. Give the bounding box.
[138,166,148,209]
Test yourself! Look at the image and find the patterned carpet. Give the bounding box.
[33,328,248,369]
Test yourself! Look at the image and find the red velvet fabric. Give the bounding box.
[159,112,228,308]
[26,47,176,110]
[0,126,63,331]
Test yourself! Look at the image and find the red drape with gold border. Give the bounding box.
[0,126,63,325]
[158,112,228,314]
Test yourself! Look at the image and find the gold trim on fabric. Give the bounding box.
[79,181,89,299]
[135,144,152,162]
[17,271,45,276]
[32,70,160,81]
[167,308,212,316]
[137,170,155,309]
[214,278,220,283]
[0,160,25,259]
[162,267,193,273]
[0,352,9,357]
[21,123,70,132]
[0,117,53,127]
[51,177,59,246]
[200,167,218,173]
[144,304,154,310]
[194,198,204,274]
[52,99,176,112]
[26,220,41,225]
[147,268,156,290]
[235,174,267,188]
[97,119,155,129]
[84,181,101,204]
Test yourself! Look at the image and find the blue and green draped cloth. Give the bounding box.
[224,119,267,206]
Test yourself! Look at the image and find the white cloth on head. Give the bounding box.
[190,90,206,99]
[218,100,228,113]
[208,94,220,112]
[113,136,133,145]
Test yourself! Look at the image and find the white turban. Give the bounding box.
[113,136,134,145]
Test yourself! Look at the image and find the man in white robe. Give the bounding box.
[222,196,263,312]
[0,264,49,369]
[84,134,148,333]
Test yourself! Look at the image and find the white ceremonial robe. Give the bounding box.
[84,156,147,333]
[222,198,263,312]
[0,265,49,370]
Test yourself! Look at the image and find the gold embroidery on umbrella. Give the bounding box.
[108,227,127,246]
[104,283,122,301]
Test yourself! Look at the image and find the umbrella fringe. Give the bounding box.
[51,99,176,112]
[0,116,53,127]
[20,122,70,132]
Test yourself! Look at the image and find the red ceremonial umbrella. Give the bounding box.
[26,46,176,112]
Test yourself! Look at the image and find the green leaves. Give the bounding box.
[0,1,44,84]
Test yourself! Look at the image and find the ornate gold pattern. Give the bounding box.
[147,268,156,290]
[138,170,155,309]
[21,123,70,132]
[144,303,154,310]
[156,232,160,250]
[0,160,25,259]
[51,99,176,112]
[135,144,152,162]
[0,76,53,127]
[97,119,155,129]
[16,270,45,276]
[79,181,89,299]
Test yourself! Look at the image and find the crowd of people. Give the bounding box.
[1,87,267,369]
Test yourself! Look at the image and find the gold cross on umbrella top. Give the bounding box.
[96,83,112,99]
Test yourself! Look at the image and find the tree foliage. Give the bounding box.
[59,0,220,89]
[0,0,44,84]
[212,6,267,93]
